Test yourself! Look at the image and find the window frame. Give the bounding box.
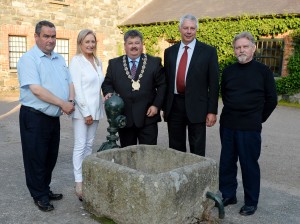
[8,35,27,70]
[254,38,284,77]
[54,38,70,66]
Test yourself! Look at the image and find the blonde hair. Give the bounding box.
[76,29,99,66]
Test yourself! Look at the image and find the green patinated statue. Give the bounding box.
[98,94,126,151]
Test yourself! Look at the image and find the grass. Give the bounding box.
[278,100,300,108]
[90,215,117,224]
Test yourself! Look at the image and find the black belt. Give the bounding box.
[22,105,44,115]
[174,93,185,98]
[21,105,59,119]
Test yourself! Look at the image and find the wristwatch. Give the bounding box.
[68,100,75,106]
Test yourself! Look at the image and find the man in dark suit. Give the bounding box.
[163,14,219,157]
[102,30,166,147]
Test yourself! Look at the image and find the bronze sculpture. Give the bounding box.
[98,94,126,151]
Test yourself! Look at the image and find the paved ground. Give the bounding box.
[0,96,299,224]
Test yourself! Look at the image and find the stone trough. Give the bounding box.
[82,145,222,224]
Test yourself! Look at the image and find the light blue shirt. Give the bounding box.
[17,45,72,117]
[127,56,141,70]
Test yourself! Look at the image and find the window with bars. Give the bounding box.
[55,39,69,66]
[254,39,284,77]
[9,36,27,69]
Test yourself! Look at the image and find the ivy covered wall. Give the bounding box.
[120,15,300,71]
[276,28,300,95]
[120,15,300,95]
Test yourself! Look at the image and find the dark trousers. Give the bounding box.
[19,106,60,201]
[118,122,158,147]
[219,127,261,206]
[167,95,206,156]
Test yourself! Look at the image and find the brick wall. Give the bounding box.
[0,0,296,90]
[0,0,151,91]
[281,34,294,77]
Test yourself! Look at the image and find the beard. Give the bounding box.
[237,54,248,63]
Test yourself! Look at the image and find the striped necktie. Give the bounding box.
[131,60,137,79]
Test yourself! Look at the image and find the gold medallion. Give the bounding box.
[123,54,147,91]
[132,80,140,91]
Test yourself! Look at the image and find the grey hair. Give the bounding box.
[232,31,256,46]
[124,30,143,42]
[179,14,199,29]
[35,20,55,36]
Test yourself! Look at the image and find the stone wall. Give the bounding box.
[0,0,151,91]
[0,0,296,91]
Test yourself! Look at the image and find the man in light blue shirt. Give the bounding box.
[17,20,75,212]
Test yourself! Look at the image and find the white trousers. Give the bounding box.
[72,118,99,182]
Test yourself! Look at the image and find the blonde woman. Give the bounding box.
[69,29,104,200]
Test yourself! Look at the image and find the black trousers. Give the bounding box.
[118,122,158,147]
[167,95,206,156]
[219,127,261,206]
[19,105,60,201]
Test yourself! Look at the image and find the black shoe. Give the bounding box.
[239,205,257,216]
[34,200,54,212]
[222,197,237,207]
[49,191,63,200]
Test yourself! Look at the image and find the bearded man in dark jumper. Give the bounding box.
[218,31,277,216]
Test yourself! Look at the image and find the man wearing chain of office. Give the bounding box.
[102,30,166,147]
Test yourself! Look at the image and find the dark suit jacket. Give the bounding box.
[163,40,219,123]
[102,54,166,128]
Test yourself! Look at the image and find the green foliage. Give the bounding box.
[276,28,300,95]
[121,15,299,56]
[120,14,300,94]
[91,215,116,224]
[117,43,124,56]
[278,100,300,108]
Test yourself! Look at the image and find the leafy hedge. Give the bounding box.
[276,28,300,95]
[120,14,300,94]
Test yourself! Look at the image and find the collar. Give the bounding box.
[34,45,58,59]
[180,38,196,50]
[127,55,141,64]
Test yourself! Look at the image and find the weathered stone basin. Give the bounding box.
[82,145,218,224]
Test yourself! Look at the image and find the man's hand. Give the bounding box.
[206,113,217,127]
[61,101,75,115]
[104,93,113,101]
[147,106,158,117]
[30,84,75,115]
